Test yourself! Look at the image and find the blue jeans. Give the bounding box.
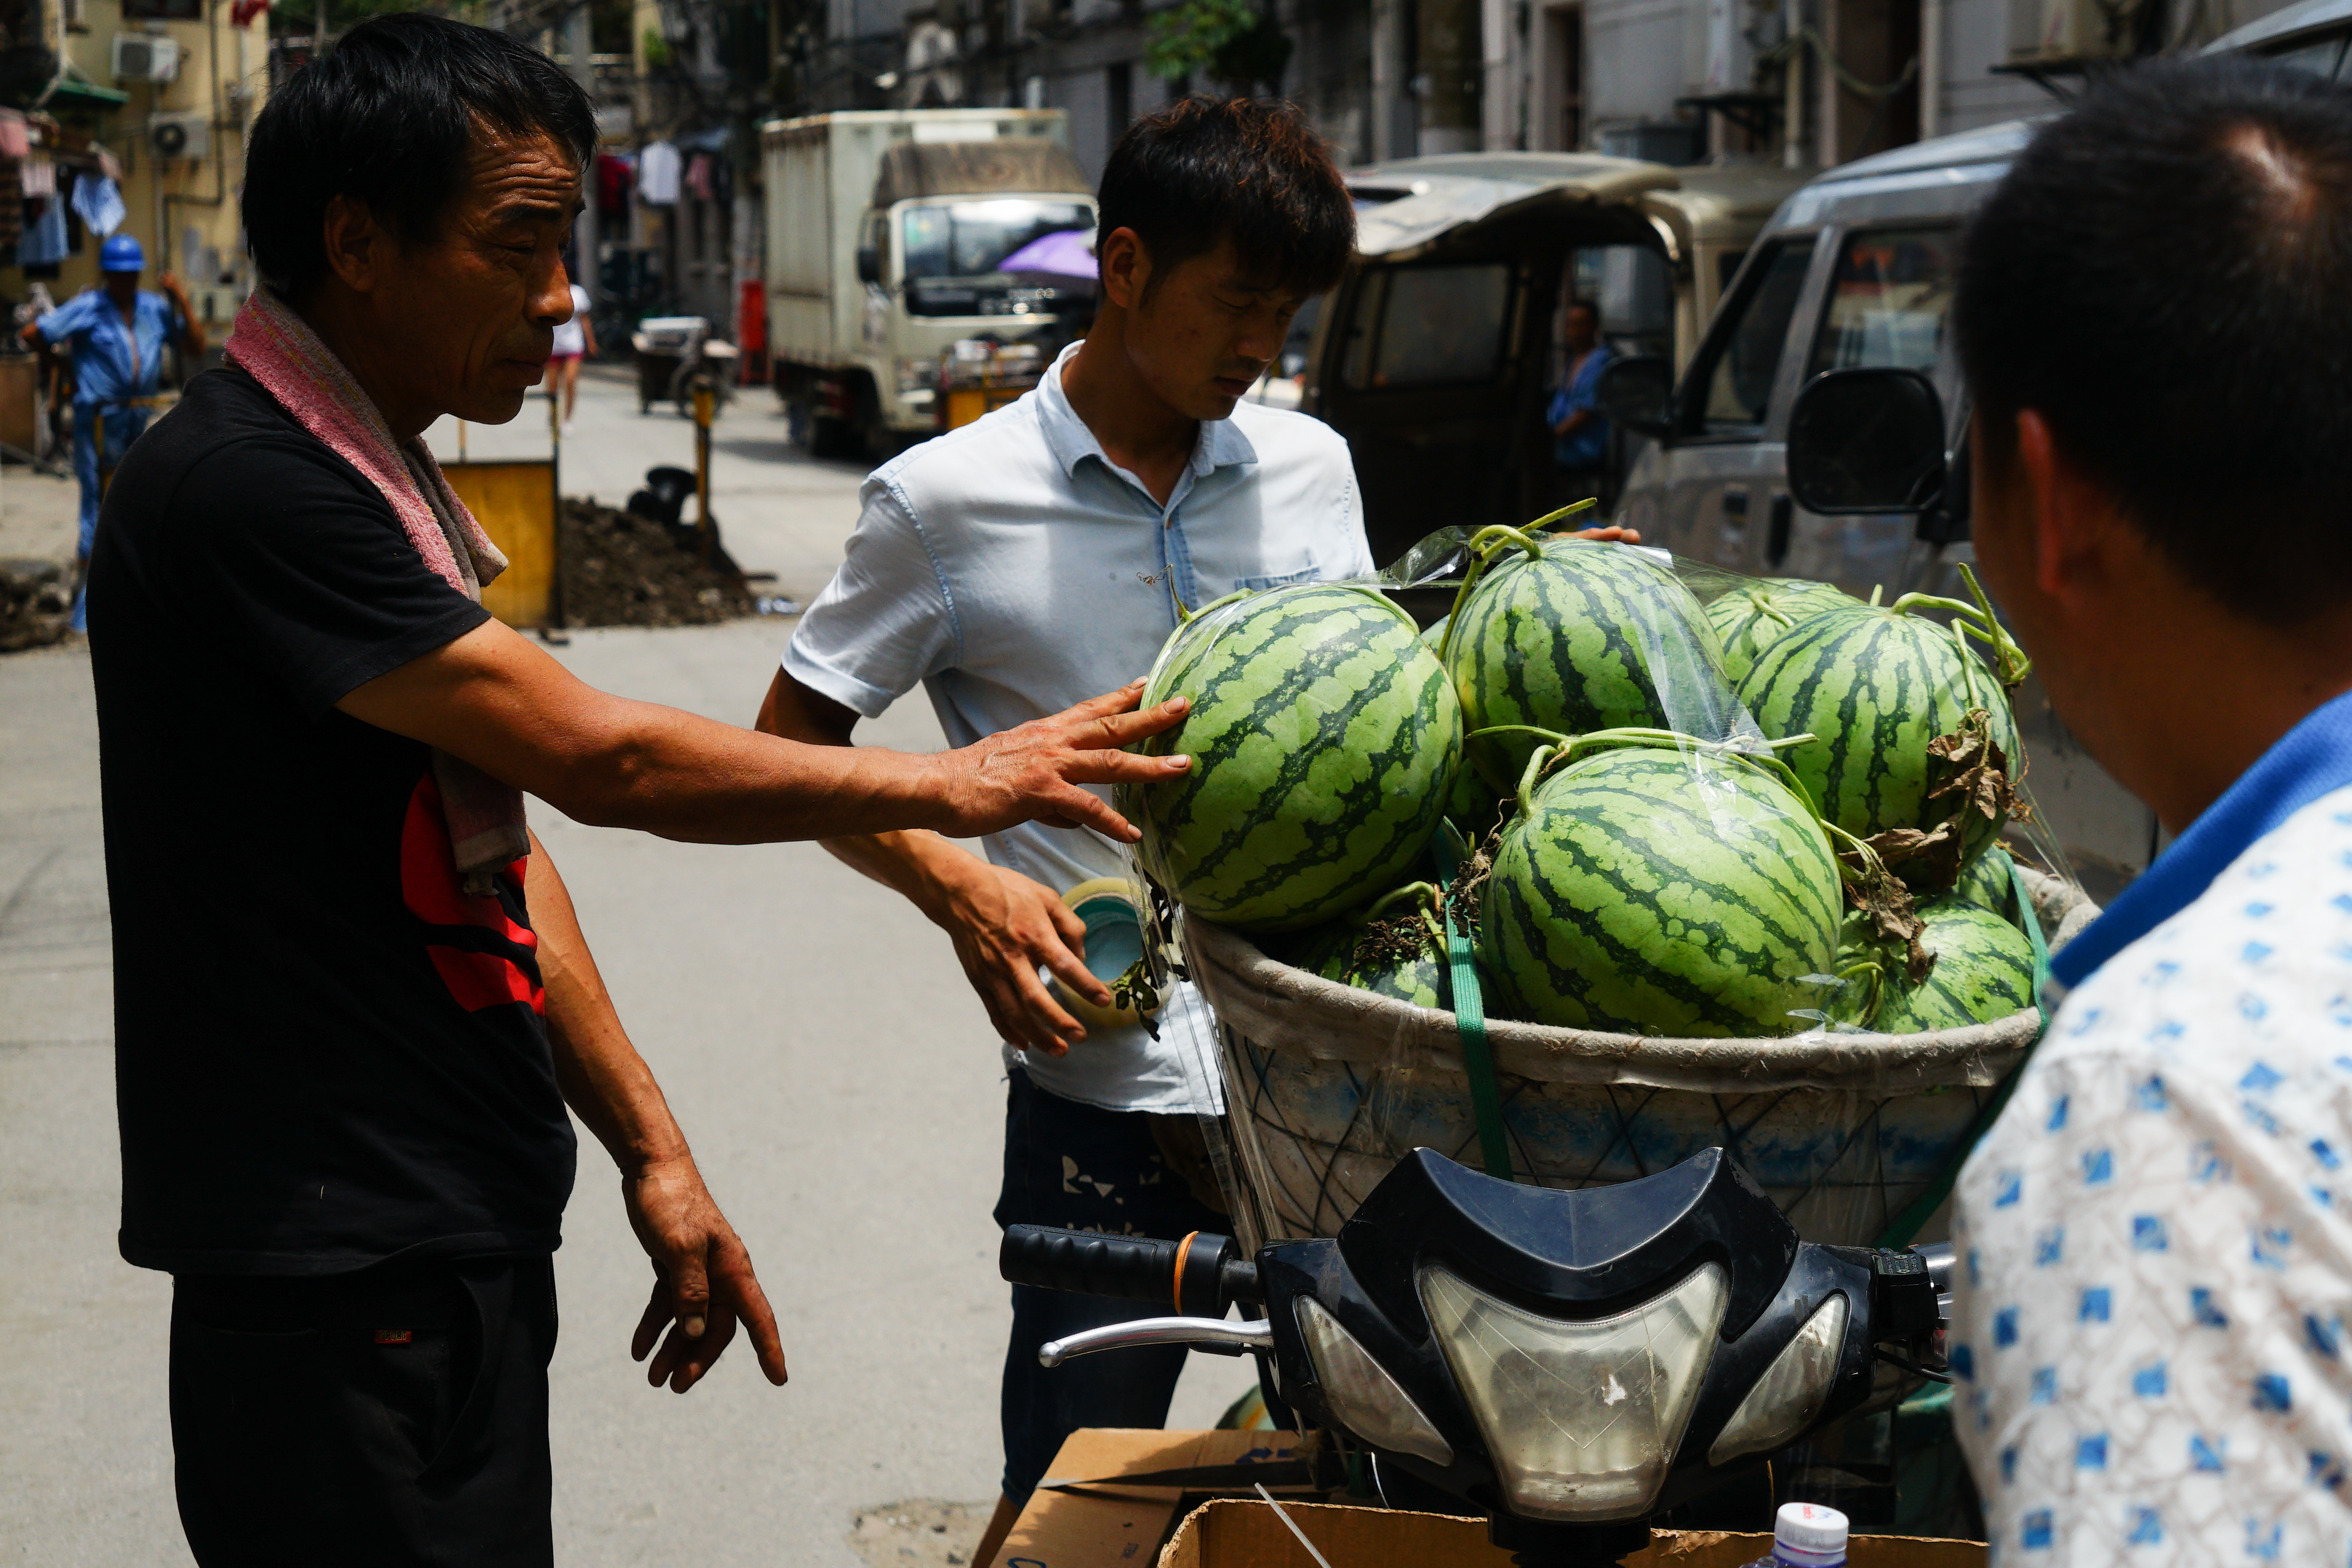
[993,1069,1232,1508]
[71,401,149,632]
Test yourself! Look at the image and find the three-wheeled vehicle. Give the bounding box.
[1299,156,1807,566]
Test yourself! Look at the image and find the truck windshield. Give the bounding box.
[901,200,1093,280]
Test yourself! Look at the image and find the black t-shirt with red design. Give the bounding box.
[88,367,576,1276]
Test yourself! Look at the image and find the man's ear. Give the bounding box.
[2013,407,2120,607]
[1097,226,1151,312]
[320,194,389,295]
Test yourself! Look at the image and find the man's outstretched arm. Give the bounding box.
[757,668,1110,1057]
[337,617,1189,845]
[525,828,784,1394]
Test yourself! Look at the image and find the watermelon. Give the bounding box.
[1281,919,1449,1010]
[1952,843,2018,917]
[1123,583,1463,932]
[1736,602,2021,869]
[1705,578,1857,684]
[1858,897,2037,1032]
[1443,539,1735,794]
[1477,744,1843,1036]
[1442,759,1507,837]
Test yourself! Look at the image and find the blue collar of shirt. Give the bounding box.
[2048,684,2352,997]
[1032,342,1258,492]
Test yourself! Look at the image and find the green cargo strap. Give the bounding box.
[1873,856,2056,1250]
[1433,824,1512,1181]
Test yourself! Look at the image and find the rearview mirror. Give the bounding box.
[856,246,883,286]
[1786,367,1948,514]
[1596,355,1675,440]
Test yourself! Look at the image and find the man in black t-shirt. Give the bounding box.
[87,18,1191,1566]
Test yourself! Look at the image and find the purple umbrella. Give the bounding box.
[997,227,1097,279]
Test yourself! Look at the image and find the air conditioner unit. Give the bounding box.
[112,32,181,82]
[2007,0,2135,63]
[147,111,209,161]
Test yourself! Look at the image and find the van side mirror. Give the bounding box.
[856,246,883,286]
[1596,355,1675,440]
[1787,367,1948,514]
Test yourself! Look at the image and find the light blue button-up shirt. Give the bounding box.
[38,287,184,407]
[785,342,1373,1112]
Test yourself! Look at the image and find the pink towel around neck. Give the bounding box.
[225,287,531,894]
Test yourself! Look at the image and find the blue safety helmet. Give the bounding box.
[99,234,143,274]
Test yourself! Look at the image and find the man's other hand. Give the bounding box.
[1574,524,1641,544]
[622,1151,788,1393]
[928,860,1104,1055]
[929,678,1191,841]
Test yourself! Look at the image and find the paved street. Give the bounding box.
[0,365,1254,1566]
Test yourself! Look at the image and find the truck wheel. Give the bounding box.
[809,413,857,459]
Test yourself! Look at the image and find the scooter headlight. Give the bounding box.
[1419,1262,1727,1521]
[1708,1293,1849,1466]
[1296,1296,1455,1467]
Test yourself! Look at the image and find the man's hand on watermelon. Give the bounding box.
[1573,525,1641,544]
[341,622,1190,845]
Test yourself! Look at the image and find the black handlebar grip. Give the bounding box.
[1001,1226,1184,1304]
[1000,1226,1242,1314]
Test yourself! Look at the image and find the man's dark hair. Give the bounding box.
[1955,57,2352,622]
[242,13,595,298]
[1096,96,1354,299]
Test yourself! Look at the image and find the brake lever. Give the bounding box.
[1040,1316,1274,1367]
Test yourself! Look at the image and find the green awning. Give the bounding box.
[47,78,130,108]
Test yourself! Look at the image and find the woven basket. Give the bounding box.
[1191,867,2097,1251]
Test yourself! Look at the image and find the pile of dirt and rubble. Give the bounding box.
[1,559,73,651]
[559,495,757,628]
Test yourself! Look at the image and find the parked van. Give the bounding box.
[1595,6,2352,899]
[1298,155,1806,565]
[1593,121,2186,895]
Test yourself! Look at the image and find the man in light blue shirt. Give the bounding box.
[759,98,1366,1555]
[1937,60,2352,1561]
[22,234,204,630]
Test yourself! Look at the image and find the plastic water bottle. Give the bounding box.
[1735,1502,1849,1568]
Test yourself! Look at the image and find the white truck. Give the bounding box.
[760,108,1097,457]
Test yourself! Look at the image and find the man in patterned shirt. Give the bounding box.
[1944,58,2352,1562]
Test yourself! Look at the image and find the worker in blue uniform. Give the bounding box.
[20,235,205,631]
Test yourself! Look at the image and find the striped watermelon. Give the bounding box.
[1736,603,2021,865]
[1706,578,1857,684]
[1122,583,1463,932]
[1442,759,1507,837]
[1280,920,1449,1010]
[1444,540,1734,793]
[1952,844,2018,917]
[1477,745,1843,1036]
[1859,897,2037,1032]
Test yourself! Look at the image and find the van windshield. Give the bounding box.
[1696,239,1814,431]
[1806,226,1959,382]
[901,200,1093,281]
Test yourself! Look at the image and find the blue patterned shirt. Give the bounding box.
[1951,687,2352,1562]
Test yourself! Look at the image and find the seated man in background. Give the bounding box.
[1547,298,1614,506]
[1945,56,2352,1561]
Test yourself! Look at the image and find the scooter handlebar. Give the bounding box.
[1000,1225,1258,1316]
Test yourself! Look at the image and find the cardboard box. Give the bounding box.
[1158,1498,1989,1568]
[991,1430,1985,1568]
[992,1429,1318,1568]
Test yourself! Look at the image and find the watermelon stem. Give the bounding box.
[1886,567,2032,688]
[1353,879,1443,927]
[1435,525,1547,664]
[1523,498,1600,533]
